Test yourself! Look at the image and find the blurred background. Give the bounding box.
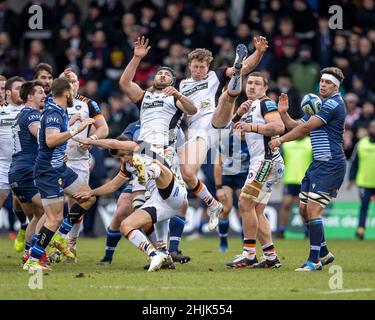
[0,0,374,239]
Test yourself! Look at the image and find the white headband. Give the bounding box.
[321,73,340,87]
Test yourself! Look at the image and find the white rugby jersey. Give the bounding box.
[67,95,103,161]
[137,91,183,147]
[179,69,230,126]
[0,103,23,164]
[240,98,282,162]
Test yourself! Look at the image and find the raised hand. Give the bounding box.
[68,113,82,126]
[254,36,268,54]
[237,100,253,116]
[134,36,151,59]
[278,93,289,114]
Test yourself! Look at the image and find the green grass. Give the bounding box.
[1,236,375,300]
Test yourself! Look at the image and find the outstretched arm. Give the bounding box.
[75,137,139,152]
[73,175,127,199]
[119,36,149,102]
[241,36,268,76]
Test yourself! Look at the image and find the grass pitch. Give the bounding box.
[0,236,374,300]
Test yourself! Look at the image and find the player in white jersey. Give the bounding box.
[73,138,188,272]
[1,76,29,252]
[178,37,269,230]
[118,36,196,261]
[33,63,54,95]
[226,72,285,269]
[53,69,108,262]
[119,37,196,150]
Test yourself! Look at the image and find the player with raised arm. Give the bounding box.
[226,72,285,269]
[73,138,188,272]
[178,37,268,230]
[23,78,96,271]
[118,36,196,260]
[269,67,346,271]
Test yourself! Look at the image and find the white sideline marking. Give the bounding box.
[319,288,375,294]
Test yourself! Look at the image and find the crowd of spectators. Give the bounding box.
[1,0,375,153]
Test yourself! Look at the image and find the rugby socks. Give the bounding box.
[126,229,156,257]
[57,218,73,236]
[144,224,157,246]
[25,241,32,252]
[227,72,242,97]
[191,179,220,210]
[14,209,28,230]
[104,227,122,261]
[30,226,55,261]
[218,218,229,248]
[307,218,324,263]
[58,204,87,237]
[262,242,277,261]
[146,163,161,180]
[68,220,83,248]
[169,215,185,252]
[305,219,330,258]
[243,239,256,258]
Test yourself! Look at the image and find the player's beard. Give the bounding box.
[153,81,169,90]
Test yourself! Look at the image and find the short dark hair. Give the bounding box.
[19,81,43,103]
[320,67,345,84]
[33,63,53,79]
[248,72,268,86]
[51,78,72,97]
[4,76,25,92]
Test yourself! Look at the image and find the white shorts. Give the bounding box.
[186,113,219,149]
[242,159,285,204]
[141,177,187,223]
[66,160,90,184]
[131,176,147,193]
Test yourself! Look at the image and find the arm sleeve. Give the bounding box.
[27,110,41,129]
[45,112,63,132]
[88,99,103,118]
[301,114,311,123]
[260,99,278,117]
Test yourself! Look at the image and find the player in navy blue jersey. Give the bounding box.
[9,81,46,266]
[23,78,96,271]
[269,67,346,271]
[214,131,250,252]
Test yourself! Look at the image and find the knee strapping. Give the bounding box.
[241,181,263,200]
[308,192,331,208]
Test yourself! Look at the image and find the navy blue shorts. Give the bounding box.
[9,177,39,203]
[301,159,346,198]
[35,165,78,200]
[283,184,301,197]
[222,174,247,190]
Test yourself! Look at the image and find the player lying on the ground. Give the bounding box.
[72,137,188,272]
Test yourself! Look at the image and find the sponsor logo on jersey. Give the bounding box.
[0,118,15,126]
[75,105,82,111]
[142,100,164,109]
[181,82,208,96]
